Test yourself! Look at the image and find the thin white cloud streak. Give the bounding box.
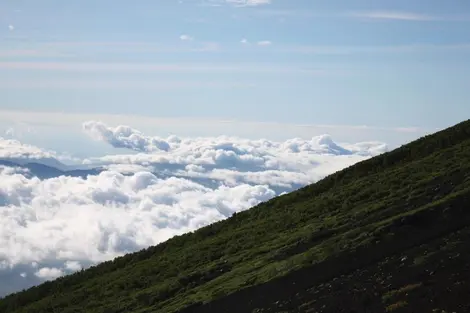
[0,110,432,140]
[0,110,432,157]
[0,62,323,75]
[348,10,470,22]
[41,40,222,55]
[47,41,166,47]
[0,79,257,90]
[276,43,470,55]
[0,49,70,58]
[245,9,470,21]
[43,41,211,54]
[179,34,194,41]
[349,10,437,21]
[207,0,271,7]
[17,44,470,62]
[44,41,193,50]
[5,40,470,60]
[257,40,272,46]
[245,9,316,18]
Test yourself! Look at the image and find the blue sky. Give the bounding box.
[2,0,470,295]
[1,0,470,150]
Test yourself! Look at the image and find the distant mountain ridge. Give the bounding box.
[1,156,70,171]
[0,158,103,179]
[1,119,470,313]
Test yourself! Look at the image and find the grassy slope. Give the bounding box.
[1,120,470,313]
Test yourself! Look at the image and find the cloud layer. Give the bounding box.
[0,123,387,296]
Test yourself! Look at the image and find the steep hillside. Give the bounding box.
[1,120,470,313]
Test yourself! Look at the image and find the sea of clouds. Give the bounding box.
[0,121,388,296]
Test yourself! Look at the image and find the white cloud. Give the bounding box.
[0,62,324,75]
[345,11,470,22]
[241,38,249,44]
[34,267,65,280]
[8,25,14,31]
[180,34,194,41]
[82,121,171,152]
[0,137,54,160]
[257,40,272,46]
[82,121,387,190]
[226,0,271,7]
[64,261,82,271]
[245,9,314,18]
[273,43,470,56]
[0,167,276,294]
[0,121,389,295]
[0,137,73,170]
[349,10,437,21]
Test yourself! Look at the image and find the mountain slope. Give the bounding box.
[1,120,470,313]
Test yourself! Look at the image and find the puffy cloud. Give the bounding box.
[35,267,65,280]
[82,121,171,152]
[0,122,388,295]
[0,137,71,171]
[0,168,275,295]
[65,261,82,272]
[0,137,56,160]
[83,121,387,192]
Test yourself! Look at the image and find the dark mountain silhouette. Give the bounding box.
[0,159,103,180]
[3,157,70,171]
[1,119,470,313]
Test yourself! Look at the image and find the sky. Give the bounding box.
[1,0,469,152]
[0,0,469,296]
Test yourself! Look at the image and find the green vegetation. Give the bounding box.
[382,283,422,302]
[386,300,408,312]
[1,119,470,313]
